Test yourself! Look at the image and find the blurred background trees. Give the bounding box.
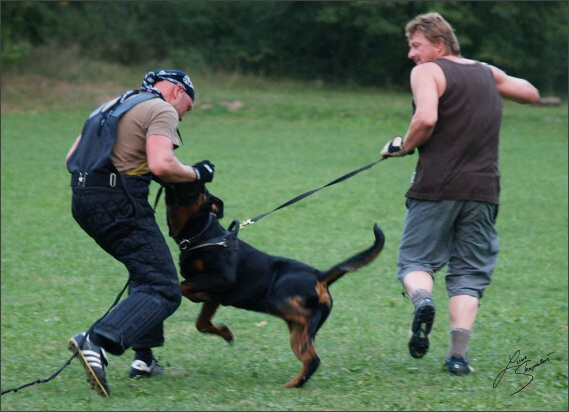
[2,1,567,94]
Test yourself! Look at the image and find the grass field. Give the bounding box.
[1,67,567,411]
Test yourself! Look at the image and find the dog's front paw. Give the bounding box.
[218,325,235,343]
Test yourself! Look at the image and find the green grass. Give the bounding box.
[1,71,567,411]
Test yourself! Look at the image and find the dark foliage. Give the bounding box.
[2,1,567,93]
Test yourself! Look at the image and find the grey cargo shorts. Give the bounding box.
[396,199,499,299]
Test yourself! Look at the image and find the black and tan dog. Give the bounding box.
[163,181,385,388]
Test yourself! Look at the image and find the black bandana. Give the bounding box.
[141,70,195,101]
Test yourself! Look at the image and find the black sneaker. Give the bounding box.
[68,332,110,397]
[129,358,164,379]
[445,355,474,375]
[408,297,435,359]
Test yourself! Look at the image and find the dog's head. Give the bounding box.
[164,181,224,239]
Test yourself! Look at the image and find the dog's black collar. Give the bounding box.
[177,213,213,250]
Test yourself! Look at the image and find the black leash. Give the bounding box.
[0,277,130,396]
[239,157,386,229]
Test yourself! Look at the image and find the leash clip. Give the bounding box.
[239,219,254,230]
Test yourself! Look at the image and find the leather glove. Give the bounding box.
[192,160,215,183]
[380,136,414,158]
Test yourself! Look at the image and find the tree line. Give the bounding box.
[2,1,567,94]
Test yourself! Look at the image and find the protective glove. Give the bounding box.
[380,136,415,158]
[192,160,215,183]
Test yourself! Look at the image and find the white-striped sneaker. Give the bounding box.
[68,332,110,397]
[129,358,164,379]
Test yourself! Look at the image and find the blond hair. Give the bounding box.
[405,12,461,56]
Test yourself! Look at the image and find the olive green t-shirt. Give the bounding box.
[110,96,180,175]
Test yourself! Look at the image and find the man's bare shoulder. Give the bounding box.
[413,61,444,72]
[410,62,447,97]
[411,61,445,81]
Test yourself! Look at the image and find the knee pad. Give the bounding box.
[93,290,176,355]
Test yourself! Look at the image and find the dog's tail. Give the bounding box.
[318,223,385,287]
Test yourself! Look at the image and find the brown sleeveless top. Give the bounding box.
[405,58,503,204]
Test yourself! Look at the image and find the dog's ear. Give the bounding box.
[210,195,224,219]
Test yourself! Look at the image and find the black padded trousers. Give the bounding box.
[71,175,181,356]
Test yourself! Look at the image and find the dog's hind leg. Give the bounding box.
[268,298,312,353]
[269,296,330,387]
[194,300,234,343]
[306,283,332,343]
[274,286,332,355]
[283,320,320,388]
